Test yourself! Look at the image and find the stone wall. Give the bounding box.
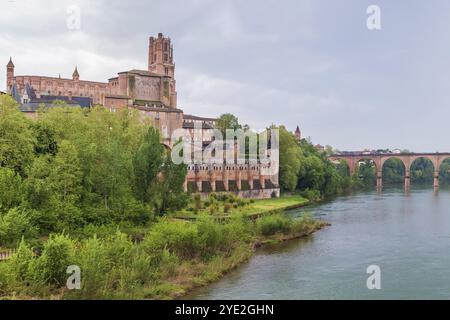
[197,188,280,200]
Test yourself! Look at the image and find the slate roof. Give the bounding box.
[11,83,92,110]
[183,114,217,122]
[118,69,162,77]
[182,121,214,129]
[19,102,81,112]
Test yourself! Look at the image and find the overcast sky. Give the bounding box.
[2,0,450,151]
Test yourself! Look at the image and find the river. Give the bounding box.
[189,186,450,299]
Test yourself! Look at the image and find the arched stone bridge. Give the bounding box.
[328,152,450,190]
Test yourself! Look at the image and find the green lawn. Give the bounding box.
[242,195,309,217]
[171,194,309,220]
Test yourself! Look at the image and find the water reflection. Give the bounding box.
[189,185,450,299]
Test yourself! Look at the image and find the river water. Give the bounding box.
[190,187,450,299]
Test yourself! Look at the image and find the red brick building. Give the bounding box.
[5,33,279,198]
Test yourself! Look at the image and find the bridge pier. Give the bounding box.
[404,170,410,191]
[434,170,439,190]
[376,171,382,192]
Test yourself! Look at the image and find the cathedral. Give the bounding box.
[5,33,279,198]
[6,33,206,147]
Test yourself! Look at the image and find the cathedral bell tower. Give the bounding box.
[148,33,175,77]
[6,57,14,93]
[148,33,177,108]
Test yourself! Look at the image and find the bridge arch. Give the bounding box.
[439,157,450,185]
[380,156,406,186]
[334,158,351,177]
[328,152,450,191]
[409,156,435,186]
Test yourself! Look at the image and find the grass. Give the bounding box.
[141,243,254,299]
[241,195,309,217]
[172,194,309,220]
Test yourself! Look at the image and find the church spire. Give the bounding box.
[7,56,14,68]
[72,66,79,80]
[295,125,301,140]
[6,57,15,93]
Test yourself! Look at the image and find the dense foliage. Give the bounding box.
[277,125,351,197]
[0,211,321,299]
[0,96,188,247]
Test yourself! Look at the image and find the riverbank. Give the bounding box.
[158,216,329,300]
[138,195,324,299]
[0,195,325,300]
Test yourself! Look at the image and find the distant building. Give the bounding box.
[314,144,325,152]
[294,125,301,140]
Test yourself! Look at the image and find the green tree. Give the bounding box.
[133,127,164,203]
[0,208,38,246]
[216,113,241,135]
[278,126,302,191]
[30,233,76,287]
[0,167,24,212]
[48,140,82,204]
[153,149,188,214]
[0,96,36,176]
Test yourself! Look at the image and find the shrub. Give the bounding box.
[256,214,292,236]
[0,260,12,294]
[196,216,224,257]
[0,207,38,246]
[104,231,134,268]
[299,189,321,201]
[30,233,76,287]
[224,213,254,243]
[143,219,199,259]
[0,167,24,212]
[207,197,220,215]
[154,247,179,279]
[237,199,245,207]
[9,238,35,281]
[209,193,218,200]
[69,236,109,299]
[291,213,316,234]
[193,193,202,213]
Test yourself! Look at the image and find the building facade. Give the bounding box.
[5,33,279,198]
